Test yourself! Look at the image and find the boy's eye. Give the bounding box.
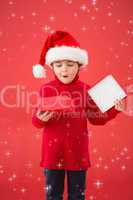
[56,64,62,67]
[67,64,73,66]
[55,63,74,67]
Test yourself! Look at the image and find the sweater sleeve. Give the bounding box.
[86,86,121,125]
[32,107,50,129]
[31,86,50,129]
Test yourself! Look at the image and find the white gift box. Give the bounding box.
[88,74,127,113]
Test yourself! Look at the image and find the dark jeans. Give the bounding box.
[43,168,87,200]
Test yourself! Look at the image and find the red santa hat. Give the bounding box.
[32,30,89,78]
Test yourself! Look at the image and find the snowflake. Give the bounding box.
[8,177,13,182]
[5,151,12,157]
[0,31,3,36]
[68,149,72,153]
[20,187,27,193]
[104,165,109,170]
[95,163,100,168]
[37,177,41,182]
[66,132,70,136]
[121,165,126,170]
[128,64,132,68]
[80,5,87,11]
[56,162,63,168]
[94,179,103,189]
[20,16,24,20]
[74,12,78,17]
[110,1,114,6]
[32,12,37,16]
[42,25,51,32]
[49,16,55,21]
[111,159,115,163]
[123,147,128,152]
[92,0,97,6]
[45,184,52,193]
[35,133,41,139]
[0,170,4,174]
[89,195,96,200]
[98,157,103,161]
[66,122,71,128]
[48,141,52,147]
[81,26,87,31]
[115,54,119,59]
[108,12,112,17]
[105,60,110,65]
[54,138,58,142]
[127,77,132,80]
[12,188,17,192]
[102,26,106,30]
[65,0,72,4]
[11,13,16,17]
[81,191,85,196]
[126,156,130,160]
[129,19,133,24]
[2,48,7,52]
[93,148,97,153]
[32,21,37,25]
[116,19,121,23]
[91,16,96,21]
[116,156,120,160]
[95,7,99,12]
[9,1,13,5]
[120,41,125,46]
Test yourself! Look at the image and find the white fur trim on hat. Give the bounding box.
[45,46,88,66]
[32,64,46,78]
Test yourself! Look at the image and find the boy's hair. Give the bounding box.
[51,61,82,68]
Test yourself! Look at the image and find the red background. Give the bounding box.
[0,0,133,199]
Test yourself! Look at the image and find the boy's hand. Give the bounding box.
[114,98,126,112]
[36,109,55,122]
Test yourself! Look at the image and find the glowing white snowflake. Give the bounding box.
[94,179,103,189]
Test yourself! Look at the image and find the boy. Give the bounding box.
[32,30,125,200]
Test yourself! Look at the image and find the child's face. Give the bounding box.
[52,60,80,84]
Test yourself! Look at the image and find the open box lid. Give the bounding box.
[88,74,127,113]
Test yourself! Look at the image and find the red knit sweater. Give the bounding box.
[32,74,120,170]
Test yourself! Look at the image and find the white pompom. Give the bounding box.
[32,64,46,78]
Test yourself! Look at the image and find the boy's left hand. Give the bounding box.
[114,98,126,112]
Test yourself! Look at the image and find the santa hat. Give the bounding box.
[32,30,89,78]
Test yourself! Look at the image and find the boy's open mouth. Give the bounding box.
[62,75,69,78]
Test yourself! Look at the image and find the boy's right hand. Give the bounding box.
[36,109,55,122]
